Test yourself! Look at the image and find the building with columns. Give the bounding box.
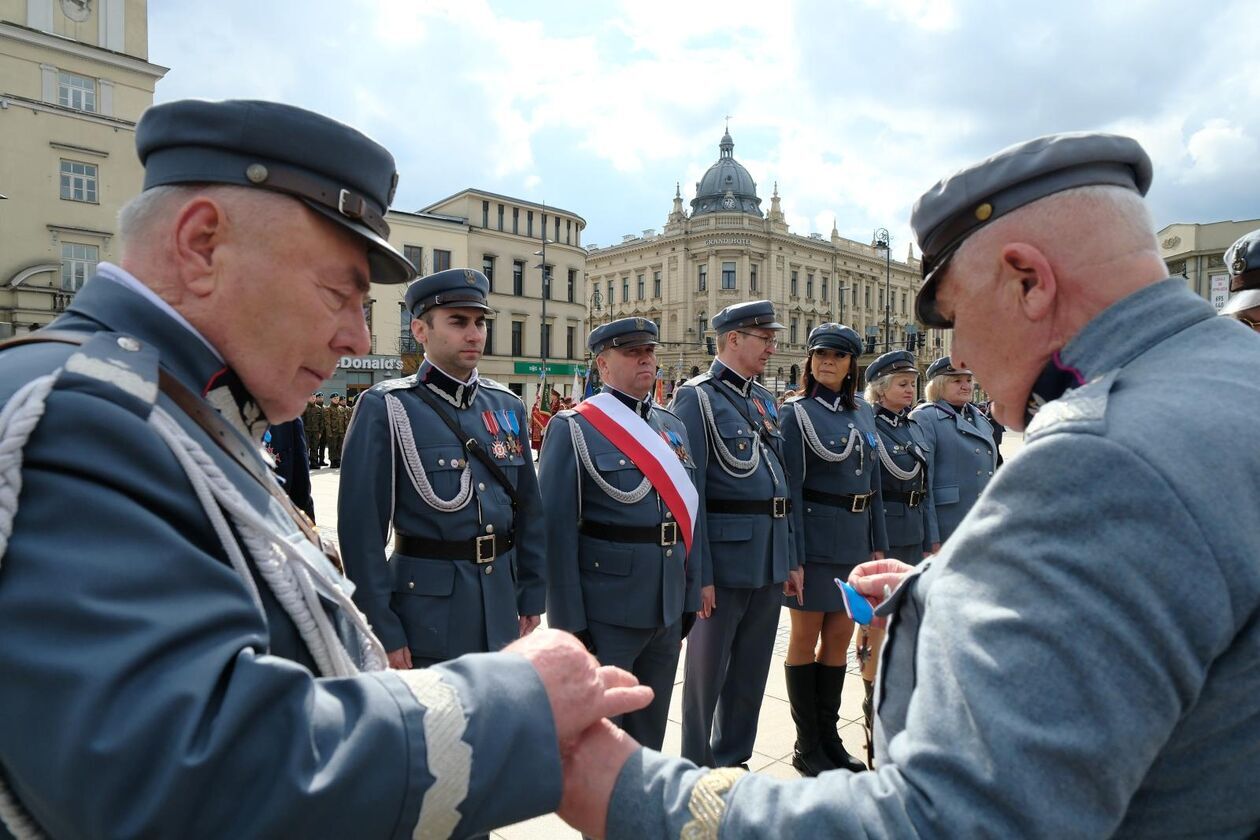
[0,0,166,337]
[584,129,948,395]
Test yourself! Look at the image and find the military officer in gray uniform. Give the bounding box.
[0,98,652,839]
[557,132,1260,839]
[539,317,702,751]
[671,300,800,768]
[339,268,546,671]
[910,355,996,544]
[1221,228,1260,332]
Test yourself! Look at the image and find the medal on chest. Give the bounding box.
[752,396,778,434]
[482,410,509,459]
[660,427,689,465]
[499,408,523,456]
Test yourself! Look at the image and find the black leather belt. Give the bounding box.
[395,532,514,564]
[803,487,874,513]
[708,497,791,518]
[883,489,925,508]
[580,519,680,546]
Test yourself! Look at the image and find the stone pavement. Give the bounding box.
[308,431,1024,838]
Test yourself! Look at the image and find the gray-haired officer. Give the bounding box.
[1221,228,1260,332]
[558,132,1260,838]
[538,317,703,751]
[671,300,800,768]
[0,98,646,838]
[910,355,995,544]
[338,268,546,671]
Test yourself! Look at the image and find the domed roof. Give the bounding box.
[690,129,763,218]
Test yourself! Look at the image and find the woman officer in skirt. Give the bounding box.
[779,323,887,776]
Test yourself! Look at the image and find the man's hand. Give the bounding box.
[387,646,412,670]
[928,542,942,555]
[782,567,804,606]
[848,558,915,627]
[506,629,653,748]
[558,719,641,839]
[518,614,541,637]
[699,585,716,618]
[870,550,886,562]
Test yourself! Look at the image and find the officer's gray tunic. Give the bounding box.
[0,275,561,839]
[873,405,933,563]
[338,360,546,666]
[671,361,795,767]
[604,280,1260,837]
[780,391,889,611]
[909,397,996,544]
[537,387,702,750]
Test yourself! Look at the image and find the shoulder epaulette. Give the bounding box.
[684,372,713,388]
[373,374,417,394]
[478,376,512,394]
[57,331,160,416]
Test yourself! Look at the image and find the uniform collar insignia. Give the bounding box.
[1023,351,1085,427]
[810,382,844,412]
[711,360,752,397]
[604,385,653,419]
[203,367,269,445]
[419,358,478,408]
[876,405,902,426]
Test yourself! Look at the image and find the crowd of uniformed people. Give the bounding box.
[0,95,1257,839]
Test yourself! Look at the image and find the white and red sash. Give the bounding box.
[572,392,698,554]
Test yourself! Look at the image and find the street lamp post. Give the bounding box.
[534,239,552,404]
[873,228,891,351]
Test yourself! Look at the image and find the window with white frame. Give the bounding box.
[61,242,98,291]
[58,71,96,113]
[60,160,98,203]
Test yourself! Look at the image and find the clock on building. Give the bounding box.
[722,196,736,209]
[60,0,91,22]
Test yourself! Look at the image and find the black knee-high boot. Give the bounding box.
[816,663,867,772]
[785,663,837,777]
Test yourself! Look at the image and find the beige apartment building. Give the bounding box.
[0,0,166,337]
[585,129,947,396]
[1158,218,1260,311]
[328,189,588,405]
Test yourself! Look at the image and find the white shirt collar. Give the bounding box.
[96,263,223,362]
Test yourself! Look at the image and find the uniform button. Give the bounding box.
[619,459,626,466]
[829,440,835,445]
[116,336,141,352]
[666,549,673,557]
[438,458,446,466]
[806,507,812,513]
[486,524,494,534]
[484,566,493,575]
[988,471,994,476]
[848,423,855,429]
[478,482,486,491]
[594,561,600,568]
[454,458,463,468]
[665,511,673,519]
[976,470,982,475]
[974,448,980,454]
[408,581,415,590]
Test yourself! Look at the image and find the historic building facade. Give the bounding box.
[0,0,166,338]
[584,130,947,395]
[346,189,588,405]
[1158,218,1260,312]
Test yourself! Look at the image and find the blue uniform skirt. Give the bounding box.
[785,561,856,613]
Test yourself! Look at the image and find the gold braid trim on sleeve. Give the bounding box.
[680,767,747,840]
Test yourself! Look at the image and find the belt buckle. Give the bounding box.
[850,493,869,514]
[475,534,496,564]
[772,497,788,518]
[907,490,922,508]
[660,521,679,546]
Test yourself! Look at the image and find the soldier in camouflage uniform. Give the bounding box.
[326,393,348,468]
[302,393,325,469]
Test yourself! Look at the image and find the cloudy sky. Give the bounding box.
[149,0,1260,254]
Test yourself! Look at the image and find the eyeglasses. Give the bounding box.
[735,331,779,349]
[1233,314,1260,332]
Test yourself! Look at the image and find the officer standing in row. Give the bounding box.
[910,356,996,545]
[302,392,325,468]
[857,348,935,765]
[325,393,348,468]
[538,317,702,751]
[1221,228,1260,332]
[672,300,801,769]
[338,268,547,670]
[0,97,645,838]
